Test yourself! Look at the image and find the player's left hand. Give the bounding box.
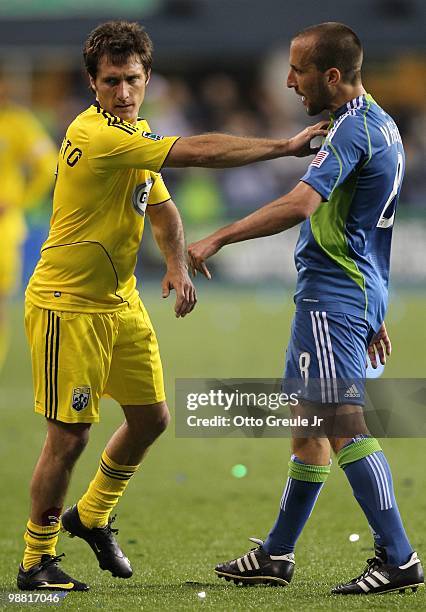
[287,120,329,157]
[162,267,197,317]
[188,236,222,279]
[367,322,391,368]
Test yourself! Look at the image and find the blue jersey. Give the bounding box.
[296,94,404,331]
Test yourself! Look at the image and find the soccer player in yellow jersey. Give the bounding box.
[0,76,56,372]
[18,21,327,591]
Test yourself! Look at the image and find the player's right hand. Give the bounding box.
[162,267,197,317]
[287,120,329,157]
[367,322,392,368]
[188,236,221,279]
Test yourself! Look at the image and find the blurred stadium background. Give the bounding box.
[0,0,425,287]
[0,1,425,609]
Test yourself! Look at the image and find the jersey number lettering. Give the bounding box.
[299,352,311,387]
[376,152,403,229]
[60,139,82,167]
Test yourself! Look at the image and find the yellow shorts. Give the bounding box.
[25,298,165,423]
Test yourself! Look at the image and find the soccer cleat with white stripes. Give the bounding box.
[332,551,424,595]
[215,538,295,586]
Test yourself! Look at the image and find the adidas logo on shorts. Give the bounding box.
[344,384,361,398]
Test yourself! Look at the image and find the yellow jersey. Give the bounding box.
[0,102,56,243]
[26,103,179,312]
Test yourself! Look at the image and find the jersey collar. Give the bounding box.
[331,94,367,119]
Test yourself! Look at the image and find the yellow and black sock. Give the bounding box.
[22,519,60,570]
[77,450,139,529]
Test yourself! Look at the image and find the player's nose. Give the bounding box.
[117,81,130,100]
[287,69,296,89]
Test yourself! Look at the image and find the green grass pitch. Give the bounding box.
[1,285,425,610]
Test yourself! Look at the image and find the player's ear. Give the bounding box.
[145,69,151,86]
[326,67,341,86]
[88,74,97,96]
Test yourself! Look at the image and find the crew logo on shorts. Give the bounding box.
[71,386,91,411]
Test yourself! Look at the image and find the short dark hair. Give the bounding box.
[83,21,153,80]
[293,22,363,84]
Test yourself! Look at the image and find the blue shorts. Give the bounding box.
[283,310,374,405]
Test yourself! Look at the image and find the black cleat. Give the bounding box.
[332,550,424,595]
[61,505,132,579]
[215,538,295,586]
[17,553,89,591]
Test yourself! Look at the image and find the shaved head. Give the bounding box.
[293,22,363,85]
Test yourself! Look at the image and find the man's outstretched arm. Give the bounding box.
[187,182,322,279]
[163,122,328,168]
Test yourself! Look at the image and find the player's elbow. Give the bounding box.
[295,205,311,221]
[289,194,322,221]
[284,183,323,222]
[288,200,314,222]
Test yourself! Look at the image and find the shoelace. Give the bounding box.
[40,553,65,568]
[26,553,65,577]
[356,557,382,582]
[103,514,119,535]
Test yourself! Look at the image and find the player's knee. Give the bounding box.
[329,436,355,455]
[148,407,170,440]
[60,431,89,463]
[124,402,170,443]
[292,436,330,465]
[47,422,90,464]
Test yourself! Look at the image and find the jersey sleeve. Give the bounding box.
[147,172,171,205]
[88,121,179,173]
[301,114,370,201]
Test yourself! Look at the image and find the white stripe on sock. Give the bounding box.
[280,478,292,511]
[307,485,324,519]
[366,455,385,510]
[369,452,392,510]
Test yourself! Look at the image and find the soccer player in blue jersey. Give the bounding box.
[188,22,424,595]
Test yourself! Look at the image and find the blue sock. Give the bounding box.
[338,437,413,566]
[263,455,330,555]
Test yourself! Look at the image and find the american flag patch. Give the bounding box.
[311,150,329,168]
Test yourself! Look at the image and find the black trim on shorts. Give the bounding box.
[44,311,51,418]
[44,311,60,420]
[53,314,60,420]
